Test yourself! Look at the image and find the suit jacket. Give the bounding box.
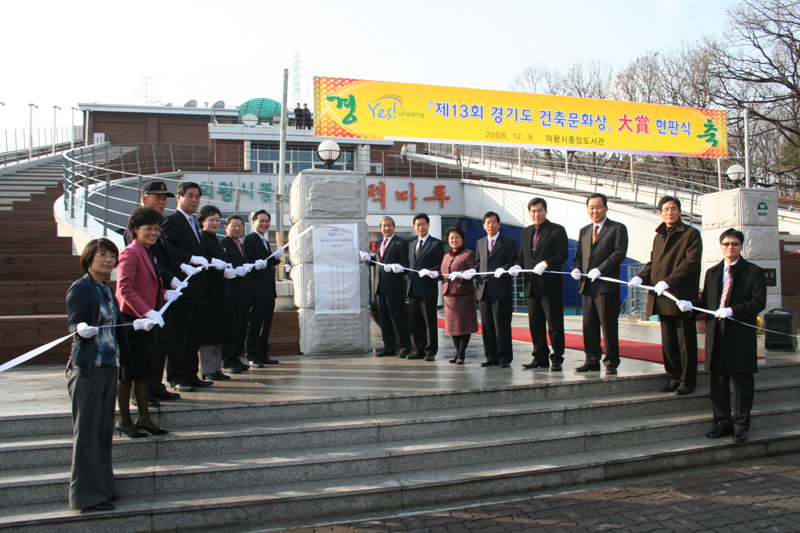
[407,236,445,298]
[440,248,477,297]
[123,227,175,288]
[242,232,278,299]
[221,236,254,307]
[692,258,766,374]
[116,239,164,318]
[371,234,408,298]
[162,210,208,298]
[516,219,568,298]
[475,233,517,301]
[637,220,702,316]
[574,219,629,296]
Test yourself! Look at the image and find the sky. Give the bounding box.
[1,0,740,138]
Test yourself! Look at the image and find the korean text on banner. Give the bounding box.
[312,224,360,314]
[314,76,727,158]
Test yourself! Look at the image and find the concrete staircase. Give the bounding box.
[0,161,82,366]
[1,363,799,531]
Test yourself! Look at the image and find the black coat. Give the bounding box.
[199,231,239,345]
[162,211,208,298]
[692,258,766,374]
[407,236,445,298]
[516,219,568,298]
[242,232,279,299]
[475,234,517,301]
[221,236,254,307]
[371,235,408,298]
[574,219,629,296]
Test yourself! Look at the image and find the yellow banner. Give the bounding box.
[314,77,727,158]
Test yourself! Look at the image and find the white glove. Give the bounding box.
[533,261,547,275]
[170,277,188,290]
[180,263,196,277]
[243,263,255,273]
[493,267,506,278]
[133,318,157,331]
[677,300,693,313]
[426,270,439,279]
[190,255,209,268]
[223,268,237,279]
[462,269,477,280]
[508,265,522,277]
[255,259,267,270]
[654,281,669,296]
[235,266,248,277]
[715,307,733,319]
[418,268,432,278]
[209,258,229,270]
[628,276,643,288]
[143,310,165,328]
[391,264,404,274]
[587,268,601,281]
[570,268,582,280]
[359,251,371,262]
[383,263,393,273]
[273,248,285,260]
[448,271,464,280]
[76,322,98,339]
[164,289,181,302]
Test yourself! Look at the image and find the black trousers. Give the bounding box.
[710,371,755,431]
[658,314,698,389]
[377,293,411,353]
[409,295,438,356]
[166,297,204,384]
[582,293,620,369]
[527,295,565,364]
[246,295,275,362]
[222,303,251,366]
[147,308,171,394]
[479,294,513,364]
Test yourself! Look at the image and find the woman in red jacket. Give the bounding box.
[439,226,478,364]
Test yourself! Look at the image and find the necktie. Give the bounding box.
[380,238,388,258]
[237,241,244,256]
[592,225,599,244]
[533,226,540,250]
[263,236,271,254]
[415,239,422,258]
[189,216,200,242]
[720,266,733,308]
[488,238,494,252]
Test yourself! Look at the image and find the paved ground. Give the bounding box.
[284,453,800,532]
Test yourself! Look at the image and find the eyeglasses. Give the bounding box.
[721,242,741,247]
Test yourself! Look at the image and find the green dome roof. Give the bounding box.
[238,98,282,124]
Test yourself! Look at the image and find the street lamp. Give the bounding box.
[28,103,38,160]
[317,139,341,170]
[726,164,746,188]
[52,105,61,154]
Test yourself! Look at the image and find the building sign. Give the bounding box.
[314,77,728,158]
[758,201,768,216]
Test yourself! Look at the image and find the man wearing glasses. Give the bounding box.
[629,196,702,395]
[676,229,766,444]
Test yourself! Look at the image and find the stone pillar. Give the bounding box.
[288,169,370,355]
[700,188,781,313]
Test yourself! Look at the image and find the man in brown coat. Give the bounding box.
[629,196,702,395]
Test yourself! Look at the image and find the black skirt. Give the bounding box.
[119,313,154,381]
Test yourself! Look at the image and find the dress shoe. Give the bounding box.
[223,363,244,374]
[660,383,679,393]
[424,355,436,362]
[733,429,748,443]
[481,361,499,367]
[247,359,265,368]
[264,356,279,365]
[115,422,149,439]
[674,387,695,396]
[157,390,181,401]
[189,377,213,388]
[81,502,115,513]
[135,419,170,436]
[449,357,458,364]
[172,382,195,393]
[407,352,426,360]
[707,426,734,439]
[398,348,412,358]
[575,364,601,372]
[606,368,618,375]
[499,363,511,368]
[108,494,119,502]
[550,363,562,372]
[522,360,548,369]
[375,350,395,357]
[456,359,464,365]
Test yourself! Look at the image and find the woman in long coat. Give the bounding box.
[439,226,478,363]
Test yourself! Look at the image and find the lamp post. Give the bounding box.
[317,139,341,170]
[726,164,745,188]
[71,107,78,150]
[52,105,61,154]
[28,103,38,160]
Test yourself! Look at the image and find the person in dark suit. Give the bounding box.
[571,193,629,375]
[294,103,304,129]
[302,103,313,130]
[515,197,568,371]
[242,209,284,367]
[630,196,702,395]
[221,215,253,374]
[161,181,212,393]
[407,213,445,361]
[361,216,413,357]
[473,211,517,368]
[678,228,766,444]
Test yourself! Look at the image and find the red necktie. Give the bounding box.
[380,238,388,259]
[488,238,494,252]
